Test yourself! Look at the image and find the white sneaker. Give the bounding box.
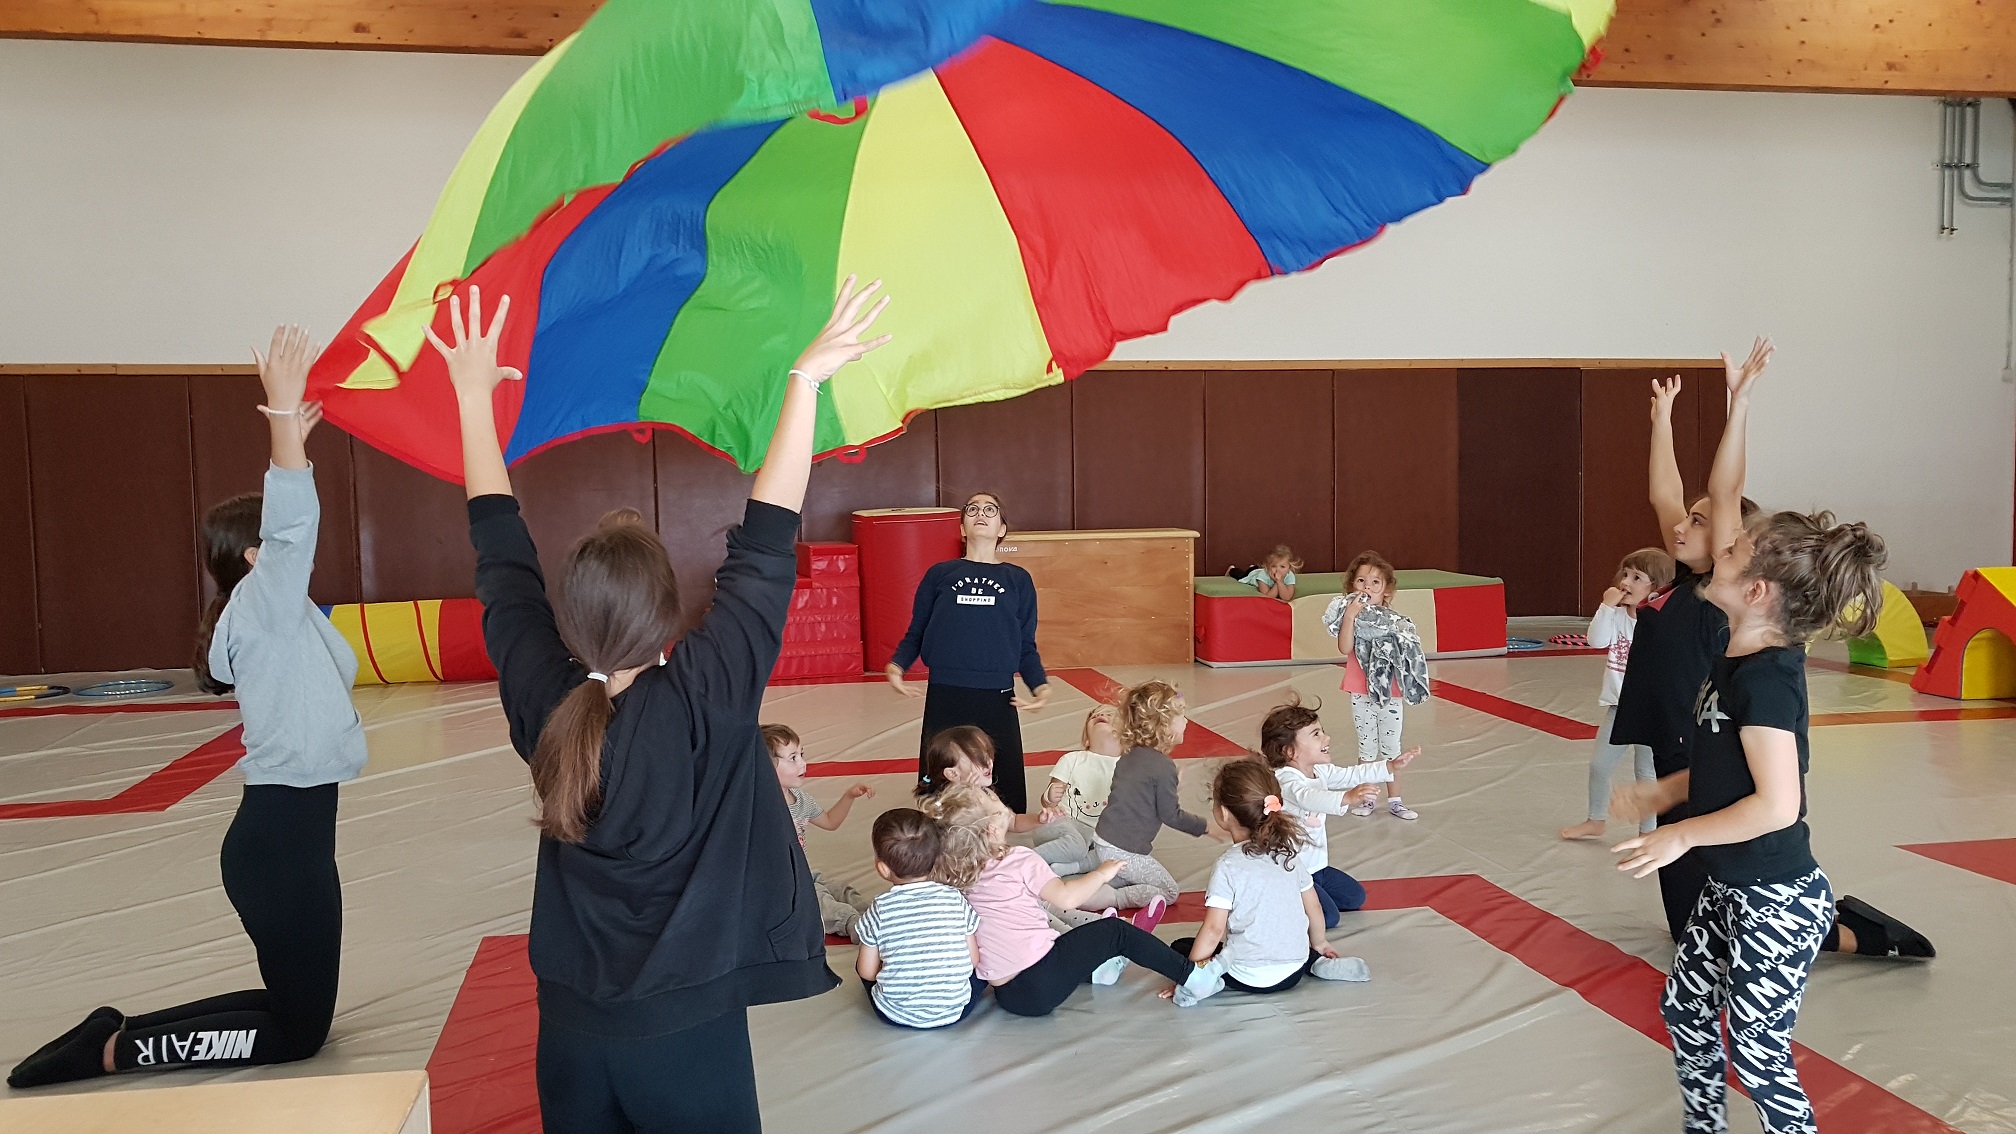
[1090,957,1129,985]
[1350,798,1378,817]
[1310,955,1371,982]
[1387,800,1419,821]
[1173,960,1225,1007]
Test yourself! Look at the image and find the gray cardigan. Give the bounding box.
[1094,745,1207,855]
[208,463,366,787]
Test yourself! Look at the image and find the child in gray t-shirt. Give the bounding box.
[1164,761,1373,1006]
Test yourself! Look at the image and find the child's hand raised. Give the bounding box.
[1602,586,1625,607]
[1721,336,1773,402]
[424,286,522,398]
[253,324,319,412]
[1648,374,1681,423]
[845,784,875,801]
[792,275,891,386]
[1389,746,1422,771]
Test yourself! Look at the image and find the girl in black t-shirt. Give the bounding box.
[1612,341,1891,1134]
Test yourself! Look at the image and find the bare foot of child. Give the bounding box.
[1559,819,1606,841]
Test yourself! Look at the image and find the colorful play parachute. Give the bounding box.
[310,0,1612,479]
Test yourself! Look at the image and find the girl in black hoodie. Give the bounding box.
[433,280,890,1132]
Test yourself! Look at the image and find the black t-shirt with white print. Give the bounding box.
[1612,561,1730,765]
[1687,645,1817,885]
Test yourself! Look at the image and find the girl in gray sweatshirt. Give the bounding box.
[9,326,361,1089]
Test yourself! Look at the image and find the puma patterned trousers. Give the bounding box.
[1661,867,1832,1134]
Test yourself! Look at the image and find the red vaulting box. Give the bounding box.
[853,508,963,675]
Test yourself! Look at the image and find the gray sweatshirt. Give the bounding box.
[1094,745,1207,855]
[208,463,366,787]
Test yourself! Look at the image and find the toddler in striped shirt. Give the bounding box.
[855,809,987,1029]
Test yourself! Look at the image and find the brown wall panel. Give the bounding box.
[1687,368,1726,507]
[653,433,756,625]
[1334,369,1458,571]
[803,416,939,544]
[934,384,1074,533]
[1203,370,1335,575]
[353,441,477,602]
[1580,369,1666,612]
[1458,369,1581,616]
[189,376,361,608]
[513,430,660,592]
[0,377,38,673]
[1073,371,1205,536]
[27,377,200,671]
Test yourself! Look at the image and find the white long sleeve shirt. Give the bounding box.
[1587,603,1638,707]
[1274,761,1394,875]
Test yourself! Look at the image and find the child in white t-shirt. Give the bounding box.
[1032,704,1122,875]
[1161,760,1370,1006]
[1559,548,1673,841]
[855,808,986,1029]
[765,723,874,937]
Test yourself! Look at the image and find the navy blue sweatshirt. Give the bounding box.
[470,494,837,1038]
[890,558,1046,692]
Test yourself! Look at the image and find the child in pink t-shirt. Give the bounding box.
[924,785,1218,1017]
[1326,552,1417,821]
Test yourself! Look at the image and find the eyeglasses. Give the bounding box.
[963,502,1000,518]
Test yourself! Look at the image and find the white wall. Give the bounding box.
[2,40,2011,588]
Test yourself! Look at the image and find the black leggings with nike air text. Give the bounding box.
[113,783,342,1070]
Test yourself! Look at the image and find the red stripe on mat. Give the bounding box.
[0,726,245,820]
[1429,679,1598,740]
[429,874,1952,1134]
[1900,838,2016,887]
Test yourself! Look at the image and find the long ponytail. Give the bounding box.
[531,508,680,844]
[1212,758,1309,868]
[194,494,263,696]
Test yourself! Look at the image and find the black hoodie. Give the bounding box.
[469,495,837,1037]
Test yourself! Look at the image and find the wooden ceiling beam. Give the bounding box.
[2,0,2012,96]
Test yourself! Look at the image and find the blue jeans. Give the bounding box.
[1312,866,1366,928]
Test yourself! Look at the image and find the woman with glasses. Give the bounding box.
[886,493,1051,813]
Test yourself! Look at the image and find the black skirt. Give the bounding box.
[918,682,1026,813]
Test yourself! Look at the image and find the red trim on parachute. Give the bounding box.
[937,38,1272,379]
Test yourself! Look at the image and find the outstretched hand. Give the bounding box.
[1389,746,1423,771]
[1613,826,1689,879]
[424,285,523,398]
[792,275,892,386]
[1721,336,1773,402]
[1648,374,1681,423]
[254,324,319,413]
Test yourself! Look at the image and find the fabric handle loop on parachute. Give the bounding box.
[807,97,870,126]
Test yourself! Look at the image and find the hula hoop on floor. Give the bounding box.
[1506,637,1547,652]
[74,679,174,698]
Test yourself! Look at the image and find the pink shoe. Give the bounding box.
[1099,907,1119,919]
[1130,896,1170,933]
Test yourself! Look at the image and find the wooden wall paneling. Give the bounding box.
[0,0,588,54]
[1333,368,1459,572]
[352,441,478,602]
[934,383,1074,534]
[1457,368,1582,616]
[189,376,361,608]
[1203,370,1335,576]
[26,376,200,671]
[512,430,660,593]
[0,377,38,674]
[1071,370,1205,536]
[653,433,755,627]
[802,415,939,544]
[1688,368,1726,508]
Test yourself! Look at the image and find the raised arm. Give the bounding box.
[1156,766,1209,837]
[1586,601,1628,648]
[429,288,575,758]
[234,325,328,619]
[751,276,889,513]
[1647,375,1687,554]
[1707,338,1773,587]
